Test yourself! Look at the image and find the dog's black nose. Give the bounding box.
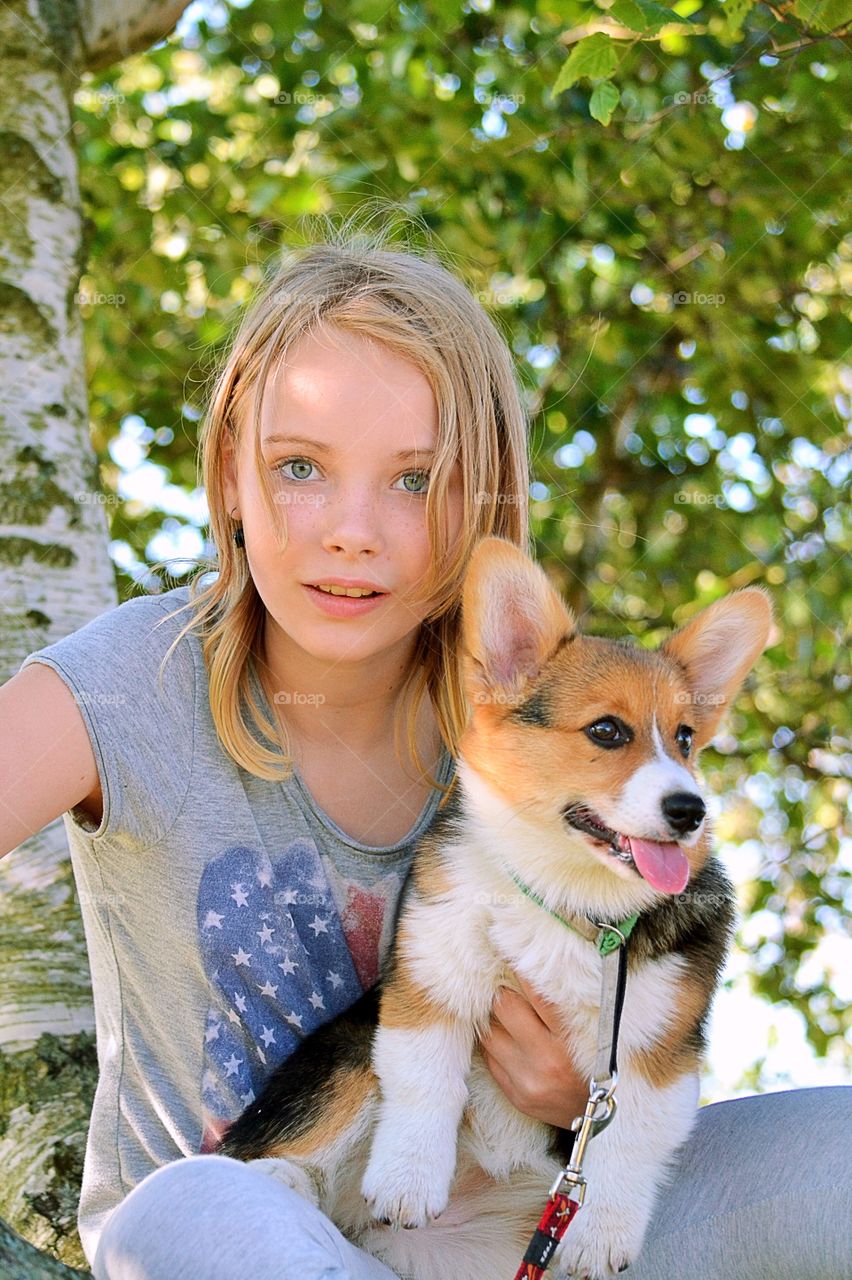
[661,791,706,835]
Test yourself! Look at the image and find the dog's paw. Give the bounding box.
[553,1201,646,1279]
[246,1156,321,1208]
[361,1154,450,1229]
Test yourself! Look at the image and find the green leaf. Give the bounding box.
[722,0,756,38]
[607,0,647,29]
[589,79,620,124]
[792,0,852,30]
[608,0,681,33]
[553,34,619,94]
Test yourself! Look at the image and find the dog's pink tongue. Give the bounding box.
[626,837,690,894]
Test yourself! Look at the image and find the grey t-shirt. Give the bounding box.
[19,584,455,1266]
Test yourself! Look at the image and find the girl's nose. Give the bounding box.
[319,488,386,553]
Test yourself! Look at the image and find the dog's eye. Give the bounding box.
[585,717,632,749]
[675,724,694,757]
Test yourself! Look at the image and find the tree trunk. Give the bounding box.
[0,1216,91,1279]
[0,0,190,1268]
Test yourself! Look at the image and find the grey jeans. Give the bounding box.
[92,1086,851,1280]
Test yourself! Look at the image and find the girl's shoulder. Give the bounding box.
[22,583,199,676]
[18,584,202,847]
[18,580,202,740]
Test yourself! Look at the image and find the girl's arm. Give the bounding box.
[0,663,100,859]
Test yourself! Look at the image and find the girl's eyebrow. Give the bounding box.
[263,433,436,461]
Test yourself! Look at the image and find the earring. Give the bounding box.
[230,508,245,549]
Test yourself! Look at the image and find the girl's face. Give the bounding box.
[223,324,464,669]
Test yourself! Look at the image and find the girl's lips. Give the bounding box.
[302,583,389,617]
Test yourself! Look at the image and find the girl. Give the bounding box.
[2,220,849,1280]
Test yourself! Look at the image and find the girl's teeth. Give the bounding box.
[315,585,378,598]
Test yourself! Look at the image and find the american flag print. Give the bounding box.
[322,857,407,991]
[195,838,403,1153]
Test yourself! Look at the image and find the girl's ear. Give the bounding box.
[661,587,775,747]
[222,433,239,514]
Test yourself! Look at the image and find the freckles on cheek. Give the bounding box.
[272,499,320,545]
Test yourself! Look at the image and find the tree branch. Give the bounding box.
[77,0,193,74]
[0,1219,90,1280]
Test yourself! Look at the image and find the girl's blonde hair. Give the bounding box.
[153,208,531,802]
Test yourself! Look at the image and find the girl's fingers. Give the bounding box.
[511,970,563,1035]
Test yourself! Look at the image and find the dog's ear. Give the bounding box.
[661,587,775,748]
[461,537,575,705]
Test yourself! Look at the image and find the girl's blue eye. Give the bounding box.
[399,470,431,494]
[275,457,431,494]
[278,458,314,481]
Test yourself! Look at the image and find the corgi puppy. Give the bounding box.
[219,536,773,1280]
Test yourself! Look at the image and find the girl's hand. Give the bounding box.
[477,970,589,1129]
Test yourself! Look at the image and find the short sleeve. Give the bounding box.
[18,591,197,850]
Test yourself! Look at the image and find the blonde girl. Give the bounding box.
[2,214,848,1280]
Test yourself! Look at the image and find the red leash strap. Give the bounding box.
[512,933,631,1278]
[513,1191,581,1280]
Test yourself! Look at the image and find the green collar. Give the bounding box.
[502,864,640,956]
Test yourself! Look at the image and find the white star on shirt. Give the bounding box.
[223,1054,243,1077]
[327,971,343,989]
[205,1023,221,1043]
[258,923,275,944]
[259,1026,276,1047]
[240,1088,256,1106]
[231,883,249,908]
[231,948,252,966]
[280,887,300,906]
[278,954,298,975]
[257,980,278,998]
[308,915,329,936]
[308,991,325,1010]
[285,1010,303,1030]
[234,992,247,1012]
[227,1008,242,1025]
[203,910,224,930]
[257,868,272,889]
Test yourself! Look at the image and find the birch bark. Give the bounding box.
[0,0,191,1268]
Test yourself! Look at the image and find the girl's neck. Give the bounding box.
[257,628,429,760]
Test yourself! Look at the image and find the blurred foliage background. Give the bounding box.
[72,0,850,1088]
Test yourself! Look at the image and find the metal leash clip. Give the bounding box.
[548,1073,619,1211]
